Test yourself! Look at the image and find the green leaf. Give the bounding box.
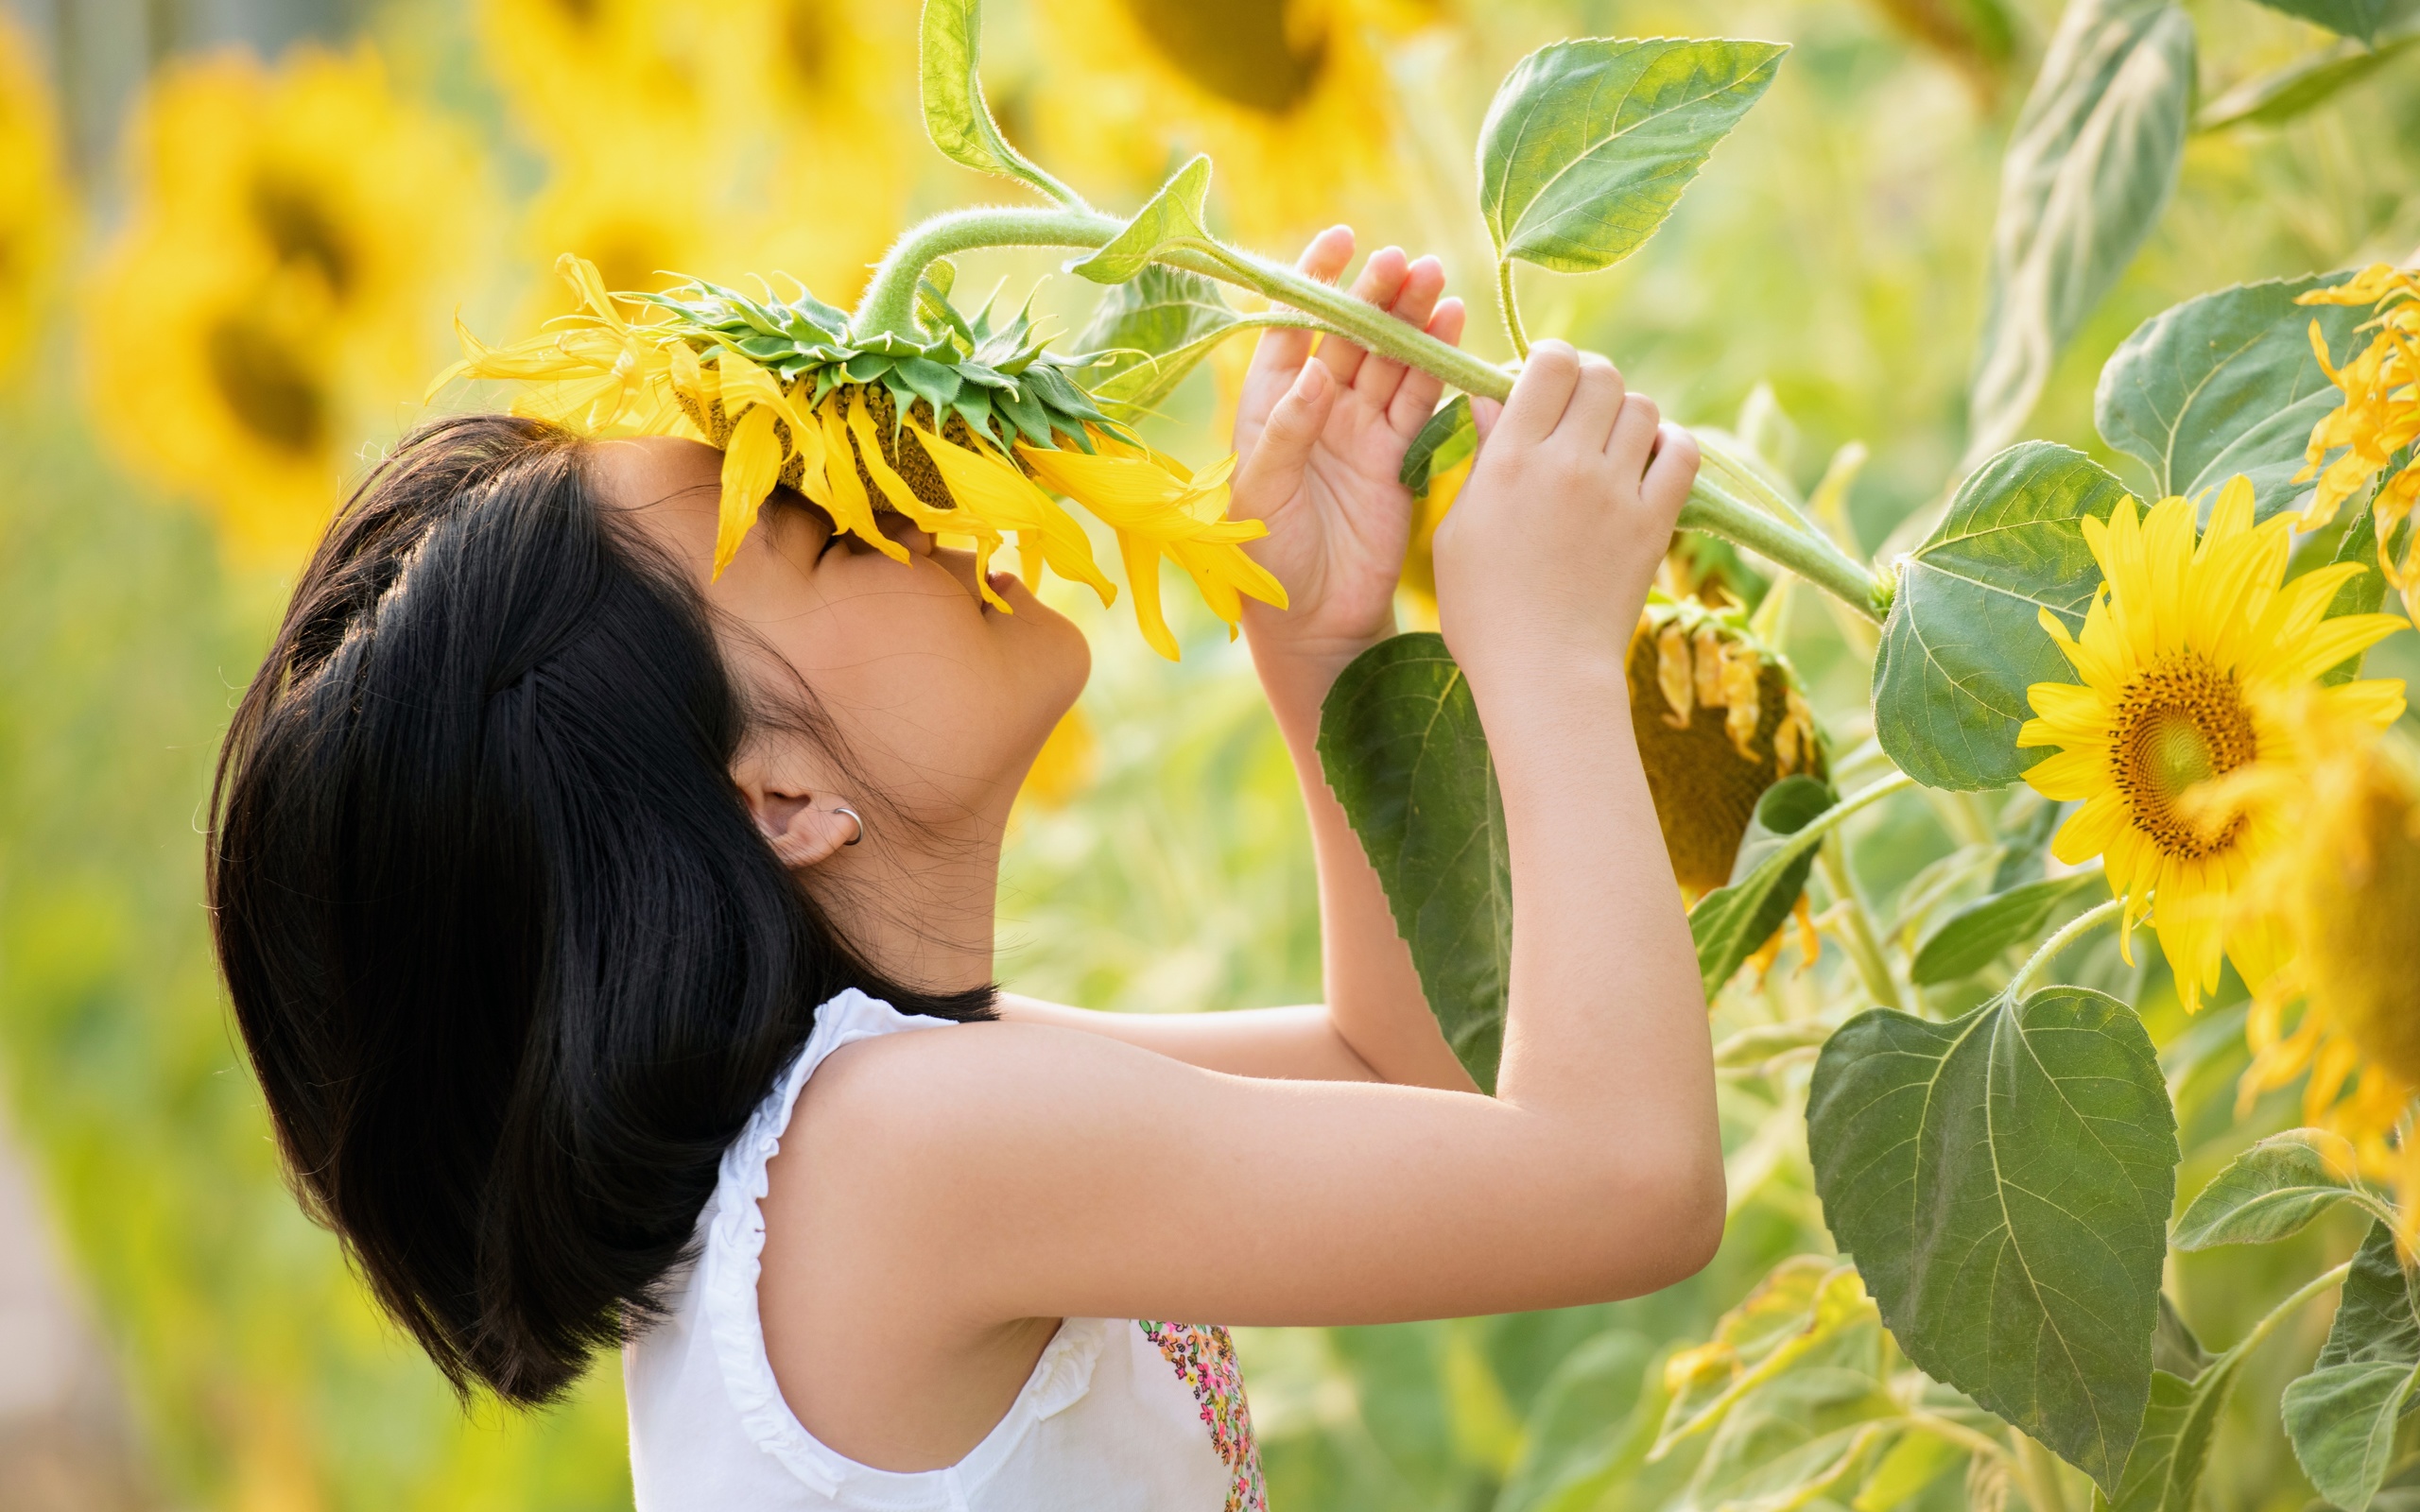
[1872,441,2134,790]
[1806,986,2181,1490]
[2088,1361,2245,1512]
[918,0,1065,198]
[1910,870,2103,985]
[1318,634,1509,1091]
[2172,1129,2368,1249]
[1401,396,1477,498]
[2095,272,2369,520]
[1968,0,2195,460]
[2197,29,2420,131]
[1071,266,1258,417]
[2284,1223,2420,1512]
[1687,776,1837,996]
[1653,1257,1877,1454]
[1068,156,1215,285]
[2250,0,2390,43]
[1477,38,1788,274]
[2325,502,2393,685]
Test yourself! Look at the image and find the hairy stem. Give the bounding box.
[849,209,1891,622]
[2008,897,2126,999]
[2230,1260,2354,1361]
[2013,1434,2074,1512]
[1496,258,1530,358]
[1819,835,1904,1010]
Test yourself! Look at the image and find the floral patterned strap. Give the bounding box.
[1137,1320,1267,1512]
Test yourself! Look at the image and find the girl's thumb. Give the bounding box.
[1251,360,1336,480]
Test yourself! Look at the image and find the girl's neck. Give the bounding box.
[809,815,1003,995]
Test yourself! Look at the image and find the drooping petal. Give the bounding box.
[714,404,784,579]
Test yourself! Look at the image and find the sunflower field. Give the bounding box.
[1,0,2418,1507]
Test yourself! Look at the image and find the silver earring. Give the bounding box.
[828,804,864,846]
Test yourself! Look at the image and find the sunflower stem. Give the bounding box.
[1496,258,1530,359]
[1818,835,1904,1010]
[850,210,1891,623]
[2007,897,2127,999]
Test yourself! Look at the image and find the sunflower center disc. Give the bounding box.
[2108,653,2257,860]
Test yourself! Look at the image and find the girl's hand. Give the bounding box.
[1231,228,1466,695]
[1433,342,1699,699]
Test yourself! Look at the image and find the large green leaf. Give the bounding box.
[2095,273,2367,520]
[1318,634,1509,1091]
[2325,502,2394,685]
[1072,266,1269,418]
[1069,156,1216,284]
[2197,27,2420,130]
[1806,987,2180,1490]
[2284,1222,2420,1512]
[2091,1358,2244,1512]
[1910,870,2104,985]
[1968,0,2195,461]
[919,0,1063,197]
[1477,39,1788,273]
[1687,776,1837,995]
[2171,1129,2372,1249]
[2251,0,2391,43]
[1872,442,2135,790]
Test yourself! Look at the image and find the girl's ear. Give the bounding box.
[732,753,862,869]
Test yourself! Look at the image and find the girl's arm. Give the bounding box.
[994,230,1474,1091]
[771,347,1720,1441]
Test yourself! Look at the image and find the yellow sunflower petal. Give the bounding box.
[714,403,783,579]
[2024,747,2109,802]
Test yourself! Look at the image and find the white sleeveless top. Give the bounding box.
[625,988,1266,1511]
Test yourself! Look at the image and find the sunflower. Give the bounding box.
[2017,479,2410,1009]
[0,15,69,374]
[1032,0,1436,243]
[436,256,1286,658]
[2232,721,2420,1241]
[1629,597,1824,900]
[84,47,477,564]
[2297,264,2420,626]
[475,0,706,157]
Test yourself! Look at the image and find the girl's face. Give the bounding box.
[598,436,1090,833]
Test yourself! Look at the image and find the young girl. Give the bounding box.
[207,230,1720,1510]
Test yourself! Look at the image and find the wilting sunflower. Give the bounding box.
[2297,264,2420,626]
[437,257,1286,658]
[84,47,476,563]
[1628,597,1824,899]
[0,15,69,374]
[1033,0,1436,242]
[2017,479,2409,1009]
[2232,720,2420,1240]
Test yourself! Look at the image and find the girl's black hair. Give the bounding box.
[206,414,993,1406]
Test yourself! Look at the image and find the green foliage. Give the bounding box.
[2094,271,2367,518]
[2325,501,2395,683]
[1317,635,1508,1092]
[1910,870,2103,985]
[1968,0,2195,459]
[1806,987,2180,1489]
[2248,0,2393,44]
[1068,157,1216,284]
[1476,38,1789,275]
[2282,1223,2420,1511]
[1074,266,1269,419]
[1399,396,1476,498]
[1872,441,2134,790]
[917,0,1072,201]
[2197,23,2420,130]
[1685,776,1837,996]
[2093,1360,2244,1512]
[2171,1129,2381,1249]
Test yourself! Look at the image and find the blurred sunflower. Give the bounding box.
[439,257,1285,657]
[2017,479,2408,1010]
[0,15,70,374]
[1033,0,1441,242]
[2233,721,2420,1241]
[2297,265,2420,625]
[85,47,477,564]
[1628,597,1824,900]
[476,0,704,155]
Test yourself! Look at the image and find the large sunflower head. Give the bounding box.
[1034,0,1434,241]
[2296,264,2420,627]
[2017,478,2410,1010]
[436,256,1286,658]
[84,47,476,564]
[2234,724,2420,1238]
[0,14,69,375]
[1627,597,1824,899]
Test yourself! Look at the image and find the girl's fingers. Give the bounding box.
[1563,355,1626,451]
[1317,246,1410,389]
[1352,255,1446,412]
[1243,226,1355,392]
[1499,340,1581,444]
[1640,423,1702,517]
[1606,391,1661,472]
[1388,296,1467,438]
